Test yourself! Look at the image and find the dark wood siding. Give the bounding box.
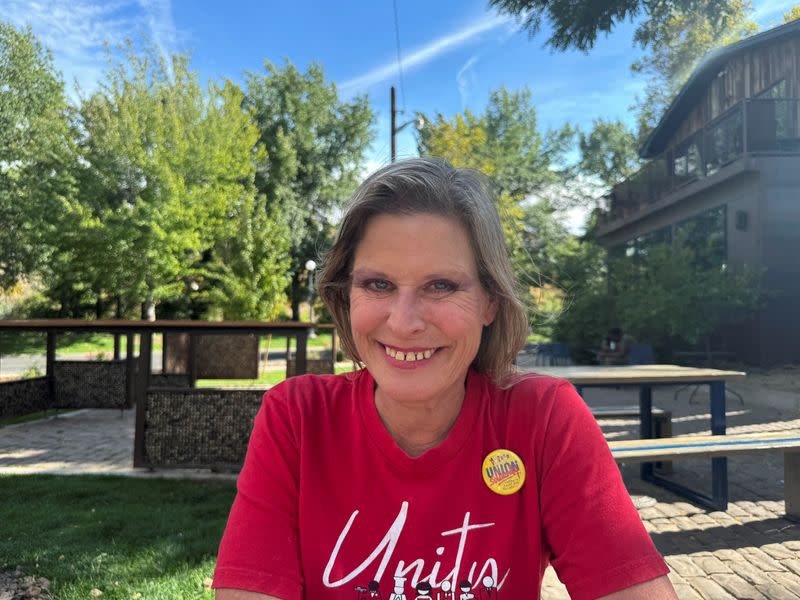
[666,37,800,149]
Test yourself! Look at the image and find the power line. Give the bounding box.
[392,0,407,111]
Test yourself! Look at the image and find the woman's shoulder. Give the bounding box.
[490,370,573,400]
[261,370,366,415]
[481,369,581,422]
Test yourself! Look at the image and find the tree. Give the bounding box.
[784,7,800,23]
[419,87,573,198]
[612,241,761,357]
[417,86,573,241]
[72,44,281,319]
[244,60,374,320]
[579,119,640,187]
[0,22,78,290]
[488,0,738,51]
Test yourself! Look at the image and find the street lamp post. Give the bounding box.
[305,259,317,337]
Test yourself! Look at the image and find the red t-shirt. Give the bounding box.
[213,369,668,599]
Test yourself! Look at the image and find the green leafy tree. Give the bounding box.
[489,0,744,51]
[612,241,761,357]
[0,22,78,290]
[579,119,640,187]
[419,87,573,197]
[73,44,280,319]
[244,61,374,320]
[417,86,573,240]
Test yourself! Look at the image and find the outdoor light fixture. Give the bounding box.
[305,260,318,334]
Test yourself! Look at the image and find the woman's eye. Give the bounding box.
[366,279,391,292]
[430,280,457,293]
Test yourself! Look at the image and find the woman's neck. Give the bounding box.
[374,381,466,457]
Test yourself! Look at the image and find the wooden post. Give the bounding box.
[125,333,135,409]
[113,297,122,360]
[187,333,197,388]
[295,331,308,376]
[133,331,152,468]
[331,328,338,373]
[639,385,653,481]
[785,451,800,521]
[46,331,56,412]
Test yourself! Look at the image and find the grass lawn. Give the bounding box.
[0,331,332,357]
[0,475,236,600]
[197,363,356,388]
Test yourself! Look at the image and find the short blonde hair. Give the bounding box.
[318,157,528,384]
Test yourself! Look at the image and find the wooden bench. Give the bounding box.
[608,433,800,518]
[592,406,673,474]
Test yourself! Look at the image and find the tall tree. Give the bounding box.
[0,22,77,290]
[419,87,573,197]
[612,240,760,356]
[73,45,280,319]
[579,119,640,187]
[244,61,374,320]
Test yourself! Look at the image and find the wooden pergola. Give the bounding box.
[0,319,330,468]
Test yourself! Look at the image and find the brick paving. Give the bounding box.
[1,376,800,598]
[539,381,800,599]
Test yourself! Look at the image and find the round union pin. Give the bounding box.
[482,449,526,495]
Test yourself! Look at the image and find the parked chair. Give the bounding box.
[532,342,572,366]
[628,342,656,365]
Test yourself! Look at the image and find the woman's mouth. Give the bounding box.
[382,343,438,363]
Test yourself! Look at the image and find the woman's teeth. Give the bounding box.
[384,345,435,362]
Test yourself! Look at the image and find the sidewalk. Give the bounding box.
[1,379,799,598]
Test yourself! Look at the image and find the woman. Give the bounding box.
[213,158,677,599]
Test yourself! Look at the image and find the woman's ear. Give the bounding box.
[483,297,498,326]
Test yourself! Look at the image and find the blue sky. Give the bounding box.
[3,0,794,173]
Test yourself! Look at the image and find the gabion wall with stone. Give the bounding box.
[286,357,334,378]
[144,388,265,469]
[0,377,49,419]
[54,360,127,409]
[150,373,190,388]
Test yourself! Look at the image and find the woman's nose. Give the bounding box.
[386,289,426,335]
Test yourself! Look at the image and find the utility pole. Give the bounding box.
[391,86,397,162]
[390,85,423,163]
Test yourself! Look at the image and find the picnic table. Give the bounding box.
[532,364,746,510]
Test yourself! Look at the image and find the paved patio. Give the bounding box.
[1,378,800,598]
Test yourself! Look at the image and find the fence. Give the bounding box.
[603,98,800,225]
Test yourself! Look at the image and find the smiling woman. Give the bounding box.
[212,157,677,600]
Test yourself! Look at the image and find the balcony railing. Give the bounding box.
[602,98,800,226]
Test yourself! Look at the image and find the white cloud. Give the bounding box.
[456,55,480,108]
[3,0,179,95]
[136,0,178,61]
[339,14,513,93]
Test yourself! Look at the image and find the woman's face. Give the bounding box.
[349,212,497,407]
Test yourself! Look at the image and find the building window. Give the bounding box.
[675,206,727,269]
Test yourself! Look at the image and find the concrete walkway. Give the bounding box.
[1,378,800,598]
